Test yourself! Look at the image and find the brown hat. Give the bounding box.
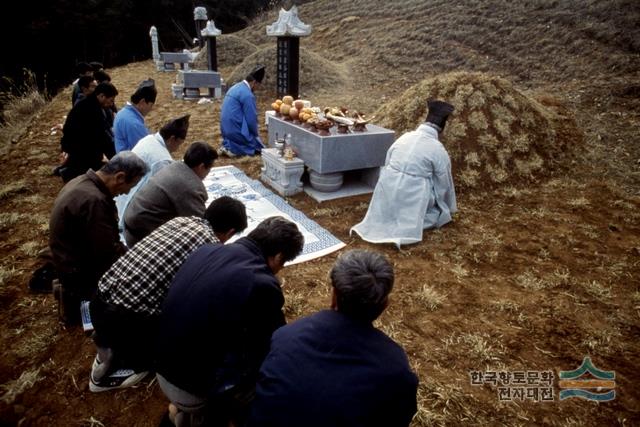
[246,65,265,83]
[425,100,454,131]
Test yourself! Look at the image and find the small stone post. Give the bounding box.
[194,7,208,48]
[149,26,163,71]
[266,5,311,99]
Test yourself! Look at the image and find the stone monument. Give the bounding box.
[201,20,221,72]
[266,5,311,99]
[194,7,208,48]
[149,26,163,71]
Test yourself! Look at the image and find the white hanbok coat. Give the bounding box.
[351,124,457,248]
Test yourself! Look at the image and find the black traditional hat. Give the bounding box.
[161,114,191,139]
[132,78,157,103]
[246,64,265,83]
[425,100,455,131]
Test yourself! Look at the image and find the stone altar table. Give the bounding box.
[266,115,395,200]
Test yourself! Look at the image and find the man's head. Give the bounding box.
[93,82,118,109]
[247,216,304,274]
[89,61,104,72]
[183,141,218,179]
[78,75,97,96]
[97,151,149,196]
[93,70,111,84]
[245,64,265,92]
[425,99,454,132]
[131,79,157,116]
[330,250,394,323]
[204,196,248,243]
[75,62,93,77]
[160,114,190,152]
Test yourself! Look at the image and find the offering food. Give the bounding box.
[314,119,334,136]
[280,103,292,118]
[282,95,294,105]
[271,99,283,113]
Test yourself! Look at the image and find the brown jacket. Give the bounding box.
[49,170,126,296]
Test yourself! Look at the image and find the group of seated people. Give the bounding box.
[39,67,422,426]
[47,151,418,426]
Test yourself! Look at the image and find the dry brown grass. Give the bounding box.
[193,35,259,70]
[0,368,41,404]
[374,72,582,191]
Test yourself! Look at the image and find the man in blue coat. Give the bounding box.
[247,250,419,427]
[155,216,304,427]
[219,65,265,157]
[113,79,157,153]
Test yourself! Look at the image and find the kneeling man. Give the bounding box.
[247,250,418,427]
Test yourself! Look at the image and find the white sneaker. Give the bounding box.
[89,369,148,392]
[217,146,238,158]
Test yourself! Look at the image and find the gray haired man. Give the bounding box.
[49,151,148,326]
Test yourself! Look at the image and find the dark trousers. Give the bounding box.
[90,294,159,373]
[57,272,96,326]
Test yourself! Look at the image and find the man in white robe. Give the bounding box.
[351,100,457,248]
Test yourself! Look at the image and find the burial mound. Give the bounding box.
[193,35,259,70]
[375,72,583,190]
[226,45,347,96]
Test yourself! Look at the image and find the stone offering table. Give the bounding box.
[266,115,395,200]
[177,70,222,99]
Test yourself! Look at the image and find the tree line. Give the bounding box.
[0,0,287,98]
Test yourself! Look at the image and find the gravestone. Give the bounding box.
[201,20,221,72]
[149,26,163,71]
[266,6,311,99]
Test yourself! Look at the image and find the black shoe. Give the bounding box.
[28,262,57,293]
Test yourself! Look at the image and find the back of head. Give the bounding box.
[331,250,394,322]
[245,64,265,84]
[247,216,304,262]
[78,75,95,90]
[75,62,93,76]
[425,99,455,131]
[205,196,248,235]
[89,61,104,72]
[93,70,111,84]
[160,114,190,140]
[184,141,218,168]
[94,81,118,98]
[131,79,157,104]
[100,151,148,183]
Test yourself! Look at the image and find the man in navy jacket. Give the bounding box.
[155,216,304,427]
[247,249,419,427]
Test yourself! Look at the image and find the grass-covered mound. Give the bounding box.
[375,72,583,190]
[225,45,348,98]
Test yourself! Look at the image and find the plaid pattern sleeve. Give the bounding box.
[98,216,219,315]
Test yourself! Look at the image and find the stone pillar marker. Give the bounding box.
[149,26,163,71]
[266,5,311,99]
[194,7,208,48]
[201,20,221,72]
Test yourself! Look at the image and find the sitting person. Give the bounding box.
[219,65,265,157]
[59,82,119,182]
[247,249,418,427]
[113,79,157,153]
[49,152,148,326]
[156,216,304,427]
[351,100,457,248]
[123,142,218,247]
[70,62,94,106]
[116,114,190,232]
[73,75,97,105]
[89,196,247,392]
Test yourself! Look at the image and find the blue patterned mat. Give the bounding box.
[204,166,345,264]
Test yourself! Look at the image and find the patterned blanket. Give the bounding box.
[204,166,345,264]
